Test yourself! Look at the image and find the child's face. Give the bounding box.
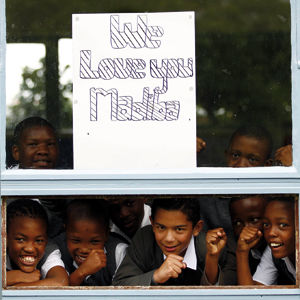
[108,198,145,238]
[12,125,59,169]
[151,208,202,257]
[226,135,269,167]
[230,196,267,239]
[7,216,47,273]
[66,218,108,266]
[263,201,295,261]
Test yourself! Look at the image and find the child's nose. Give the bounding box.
[23,242,35,253]
[120,206,130,218]
[164,230,175,242]
[268,226,278,237]
[79,245,90,254]
[234,157,250,167]
[37,143,49,155]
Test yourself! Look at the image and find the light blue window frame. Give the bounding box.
[0,0,299,299]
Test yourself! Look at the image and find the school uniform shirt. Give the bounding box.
[249,248,264,275]
[112,225,236,286]
[253,246,296,285]
[110,204,151,270]
[6,241,65,279]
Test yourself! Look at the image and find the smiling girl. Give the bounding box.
[6,199,68,286]
[236,195,296,285]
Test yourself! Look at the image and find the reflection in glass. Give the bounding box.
[6,0,292,168]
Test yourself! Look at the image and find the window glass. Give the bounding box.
[2,194,298,289]
[5,0,292,169]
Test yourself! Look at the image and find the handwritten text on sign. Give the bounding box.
[73,12,196,169]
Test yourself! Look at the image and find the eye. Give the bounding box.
[263,222,270,229]
[155,224,165,231]
[248,156,259,164]
[249,217,260,224]
[176,227,185,232]
[27,142,37,147]
[231,152,240,159]
[36,238,45,244]
[233,220,243,227]
[91,239,102,245]
[125,200,135,207]
[279,223,289,229]
[70,238,80,244]
[15,237,25,243]
[48,142,56,147]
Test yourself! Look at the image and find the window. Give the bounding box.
[1,0,300,299]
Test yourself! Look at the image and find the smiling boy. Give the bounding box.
[11,117,59,169]
[236,196,296,285]
[230,195,268,275]
[113,198,236,286]
[54,199,126,286]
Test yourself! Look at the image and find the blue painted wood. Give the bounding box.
[0,0,299,299]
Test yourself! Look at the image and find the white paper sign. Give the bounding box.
[73,12,196,169]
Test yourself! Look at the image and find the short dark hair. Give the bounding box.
[229,194,266,211]
[151,198,200,227]
[228,125,273,158]
[65,199,109,230]
[13,117,56,146]
[7,199,48,232]
[265,194,295,205]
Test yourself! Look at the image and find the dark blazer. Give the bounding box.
[54,232,124,286]
[113,225,236,286]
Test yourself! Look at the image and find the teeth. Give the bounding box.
[77,255,86,261]
[20,256,35,263]
[270,242,282,248]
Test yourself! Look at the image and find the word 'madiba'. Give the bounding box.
[90,87,180,121]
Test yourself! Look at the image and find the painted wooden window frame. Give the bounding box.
[0,0,299,299]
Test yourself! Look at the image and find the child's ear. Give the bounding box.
[192,220,204,237]
[12,145,20,161]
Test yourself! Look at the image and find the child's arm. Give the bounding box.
[204,228,227,285]
[10,266,68,286]
[236,226,263,285]
[152,254,186,284]
[69,249,107,286]
[6,270,41,286]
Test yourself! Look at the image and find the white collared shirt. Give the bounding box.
[111,204,152,271]
[163,235,197,270]
[7,249,64,279]
[253,246,296,285]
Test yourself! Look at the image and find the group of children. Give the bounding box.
[9,117,292,170]
[4,116,296,287]
[6,195,296,287]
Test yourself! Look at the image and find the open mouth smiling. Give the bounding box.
[269,242,284,248]
[75,255,88,264]
[19,255,37,266]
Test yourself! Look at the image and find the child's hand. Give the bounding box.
[153,254,186,284]
[237,226,262,253]
[197,137,207,153]
[7,269,41,286]
[78,249,107,276]
[206,228,227,257]
[274,144,292,166]
[23,270,41,282]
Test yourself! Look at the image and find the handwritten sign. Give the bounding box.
[73,12,196,169]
